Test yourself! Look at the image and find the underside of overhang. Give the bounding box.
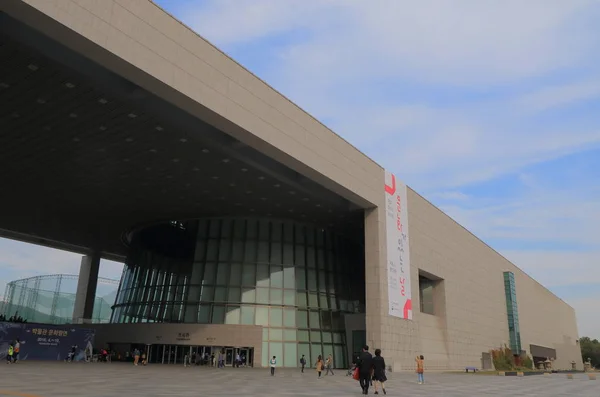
[0,13,365,260]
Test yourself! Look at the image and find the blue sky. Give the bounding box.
[1,0,599,337]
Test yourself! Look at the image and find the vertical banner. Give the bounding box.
[384,171,412,320]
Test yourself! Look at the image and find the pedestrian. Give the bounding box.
[357,345,374,395]
[315,355,324,378]
[13,339,20,363]
[372,349,387,395]
[133,348,140,366]
[270,356,277,376]
[300,354,306,373]
[325,354,334,376]
[6,344,13,364]
[416,355,425,384]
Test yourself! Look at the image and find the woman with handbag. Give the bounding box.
[372,349,387,395]
[315,355,324,378]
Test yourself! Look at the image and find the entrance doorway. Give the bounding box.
[143,344,253,366]
[225,348,234,366]
[239,348,252,367]
[146,344,192,364]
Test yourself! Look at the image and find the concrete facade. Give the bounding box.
[402,189,582,370]
[0,0,582,371]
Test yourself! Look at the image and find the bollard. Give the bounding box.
[517,372,524,377]
[588,373,596,380]
[498,372,505,376]
[566,374,573,379]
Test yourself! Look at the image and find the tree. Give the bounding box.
[580,336,600,367]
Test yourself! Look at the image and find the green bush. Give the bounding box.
[491,345,516,371]
[521,355,533,369]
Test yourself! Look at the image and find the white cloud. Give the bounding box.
[323,102,600,190]
[183,0,599,85]
[441,191,600,247]
[503,250,600,288]
[430,191,470,201]
[516,79,600,112]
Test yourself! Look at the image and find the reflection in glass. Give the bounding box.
[112,218,364,368]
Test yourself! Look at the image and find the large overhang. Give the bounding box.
[0,11,365,260]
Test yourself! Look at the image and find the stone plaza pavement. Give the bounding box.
[0,362,598,397]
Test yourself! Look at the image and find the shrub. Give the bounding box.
[491,345,516,371]
[521,355,533,370]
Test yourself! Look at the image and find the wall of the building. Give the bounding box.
[366,184,582,372]
[517,273,582,369]
[373,188,582,371]
[78,323,263,365]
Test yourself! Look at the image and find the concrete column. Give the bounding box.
[364,207,385,352]
[72,254,101,324]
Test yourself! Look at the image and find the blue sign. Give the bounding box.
[0,322,95,361]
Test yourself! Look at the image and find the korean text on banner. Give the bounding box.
[384,171,412,320]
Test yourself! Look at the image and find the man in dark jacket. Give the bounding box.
[357,345,374,394]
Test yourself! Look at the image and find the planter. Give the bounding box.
[503,371,545,377]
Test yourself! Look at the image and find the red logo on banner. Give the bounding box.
[403,299,412,319]
[385,174,396,195]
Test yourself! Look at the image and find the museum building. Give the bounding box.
[0,0,583,370]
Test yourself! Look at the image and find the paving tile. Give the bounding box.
[0,362,598,396]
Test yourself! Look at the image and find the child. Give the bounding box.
[270,356,277,376]
[6,344,13,364]
[416,355,425,384]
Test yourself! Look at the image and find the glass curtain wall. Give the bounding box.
[112,218,365,368]
[503,271,521,354]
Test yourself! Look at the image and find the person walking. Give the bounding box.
[372,349,387,395]
[315,355,324,378]
[325,354,334,376]
[133,348,140,366]
[300,355,306,373]
[13,339,20,363]
[269,356,277,376]
[357,345,374,394]
[6,344,13,364]
[416,355,425,384]
[218,351,224,368]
